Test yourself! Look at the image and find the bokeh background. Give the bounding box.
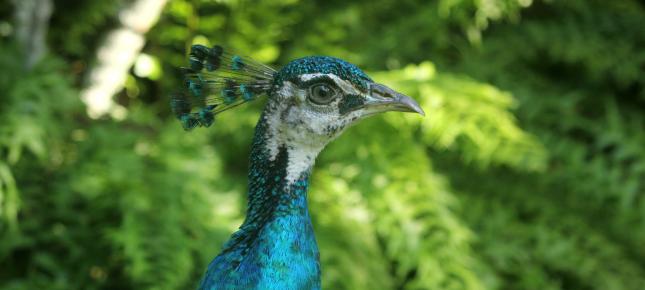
[1,0,644,289]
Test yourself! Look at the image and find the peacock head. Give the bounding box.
[264,56,424,149]
[172,45,423,150]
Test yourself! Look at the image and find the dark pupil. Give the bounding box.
[315,85,331,98]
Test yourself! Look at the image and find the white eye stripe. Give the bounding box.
[298,73,360,95]
[298,73,327,82]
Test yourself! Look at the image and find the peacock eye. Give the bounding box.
[309,83,337,105]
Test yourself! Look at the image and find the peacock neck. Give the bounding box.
[201,110,322,290]
[245,114,314,223]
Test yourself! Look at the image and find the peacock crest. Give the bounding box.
[170,44,276,130]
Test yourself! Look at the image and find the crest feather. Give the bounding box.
[171,44,276,130]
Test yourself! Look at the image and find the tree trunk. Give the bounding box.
[12,0,53,69]
[81,0,168,118]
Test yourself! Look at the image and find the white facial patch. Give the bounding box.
[263,75,366,184]
[280,105,334,183]
[265,81,303,161]
[261,100,327,183]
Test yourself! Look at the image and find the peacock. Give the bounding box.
[171,44,424,290]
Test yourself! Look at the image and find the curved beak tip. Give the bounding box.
[408,99,426,116]
[397,94,426,117]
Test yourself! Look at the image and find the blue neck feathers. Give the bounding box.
[199,112,321,290]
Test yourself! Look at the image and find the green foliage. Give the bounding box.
[318,118,488,290]
[372,62,546,170]
[1,0,644,290]
[0,44,78,237]
[449,0,645,269]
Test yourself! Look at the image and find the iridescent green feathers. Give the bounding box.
[171,45,276,130]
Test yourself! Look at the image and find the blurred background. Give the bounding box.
[1,0,644,289]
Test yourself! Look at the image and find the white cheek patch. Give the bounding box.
[280,106,362,184]
[282,105,334,183]
[286,108,336,140]
[264,104,326,183]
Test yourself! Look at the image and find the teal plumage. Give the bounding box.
[199,116,320,290]
[172,44,424,290]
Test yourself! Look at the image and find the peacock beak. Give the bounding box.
[364,83,425,116]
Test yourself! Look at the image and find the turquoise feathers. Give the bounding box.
[171,45,276,130]
[199,117,321,290]
[272,55,373,91]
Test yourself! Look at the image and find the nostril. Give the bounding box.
[369,83,397,100]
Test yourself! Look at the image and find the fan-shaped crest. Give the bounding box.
[171,45,276,130]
